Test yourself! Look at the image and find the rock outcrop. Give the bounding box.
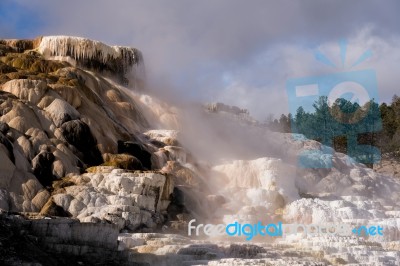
[38,36,142,82]
[44,167,174,231]
[0,38,155,214]
[0,212,127,265]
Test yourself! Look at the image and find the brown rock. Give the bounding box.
[102,153,144,170]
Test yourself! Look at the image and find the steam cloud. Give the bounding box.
[2,0,400,119]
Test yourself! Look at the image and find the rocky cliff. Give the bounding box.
[0,36,184,233]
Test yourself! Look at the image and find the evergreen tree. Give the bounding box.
[275,94,400,164]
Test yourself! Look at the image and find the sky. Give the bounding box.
[1,0,400,120]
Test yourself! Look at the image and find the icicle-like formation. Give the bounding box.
[37,36,140,74]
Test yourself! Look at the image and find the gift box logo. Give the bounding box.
[286,40,381,168]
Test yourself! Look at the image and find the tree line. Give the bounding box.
[266,95,400,165]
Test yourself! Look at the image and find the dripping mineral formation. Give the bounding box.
[0,36,399,265]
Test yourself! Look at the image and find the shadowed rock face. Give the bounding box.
[0,131,14,163]
[117,140,152,170]
[0,213,127,266]
[32,151,55,187]
[0,61,17,74]
[59,120,102,167]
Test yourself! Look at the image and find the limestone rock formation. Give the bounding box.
[43,167,174,231]
[0,38,151,214]
[38,36,142,79]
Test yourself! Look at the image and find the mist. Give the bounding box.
[2,0,400,120]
